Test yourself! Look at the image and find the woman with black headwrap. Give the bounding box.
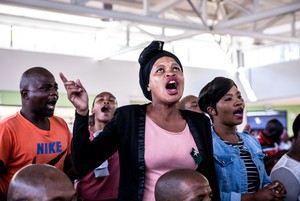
[60,41,220,201]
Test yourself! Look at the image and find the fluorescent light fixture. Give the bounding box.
[237,67,257,102]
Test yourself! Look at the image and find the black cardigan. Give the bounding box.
[72,104,220,201]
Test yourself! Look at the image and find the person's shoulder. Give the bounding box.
[180,109,210,123]
[116,103,148,113]
[238,131,255,138]
[180,109,205,117]
[270,155,294,178]
[238,131,261,145]
[49,116,70,128]
[50,115,67,122]
[0,112,19,125]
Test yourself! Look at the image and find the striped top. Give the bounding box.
[224,138,260,193]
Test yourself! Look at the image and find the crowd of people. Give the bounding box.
[0,40,298,201]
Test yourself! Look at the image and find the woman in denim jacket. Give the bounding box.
[198,76,286,201]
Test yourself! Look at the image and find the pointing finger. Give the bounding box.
[59,72,68,83]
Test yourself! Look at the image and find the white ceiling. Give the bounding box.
[1,0,300,54]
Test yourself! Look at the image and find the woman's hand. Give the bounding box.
[267,180,287,197]
[242,181,286,201]
[59,72,89,116]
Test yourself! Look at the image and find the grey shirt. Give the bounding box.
[270,154,300,201]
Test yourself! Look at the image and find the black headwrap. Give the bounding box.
[138,40,183,101]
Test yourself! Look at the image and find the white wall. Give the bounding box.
[0,48,232,106]
[1,48,300,107]
[249,59,300,101]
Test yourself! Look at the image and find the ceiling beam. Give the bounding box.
[214,2,300,29]
[215,28,300,43]
[0,0,208,30]
[1,0,300,44]
[151,0,183,15]
[98,30,202,60]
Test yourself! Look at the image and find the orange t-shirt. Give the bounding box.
[0,111,72,197]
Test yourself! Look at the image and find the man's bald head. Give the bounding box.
[155,169,212,201]
[179,95,203,113]
[19,66,55,91]
[7,164,77,201]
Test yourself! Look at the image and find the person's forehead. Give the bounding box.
[189,97,197,102]
[186,97,197,104]
[153,56,178,66]
[96,93,116,99]
[28,74,56,85]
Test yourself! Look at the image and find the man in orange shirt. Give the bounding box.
[0,67,74,200]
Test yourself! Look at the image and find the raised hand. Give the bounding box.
[59,72,89,116]
[242,123,251,134]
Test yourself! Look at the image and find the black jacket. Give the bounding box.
[72,104,220,201]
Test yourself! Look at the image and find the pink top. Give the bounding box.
[143,115,198,201]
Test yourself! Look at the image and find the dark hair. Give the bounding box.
[263,118,284,142]
[198,77,237,114]
[292,114,300,139]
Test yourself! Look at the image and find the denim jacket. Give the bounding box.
[212,127,270,201]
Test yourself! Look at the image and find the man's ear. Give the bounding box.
[91,107,95,114]
[207,106,216,116]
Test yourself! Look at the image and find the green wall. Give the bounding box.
[246,105,300,137]
[0,91,21,106]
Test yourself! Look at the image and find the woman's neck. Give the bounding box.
[213,123,239,143]
[148,102,180,117]
[146,103,185,132]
